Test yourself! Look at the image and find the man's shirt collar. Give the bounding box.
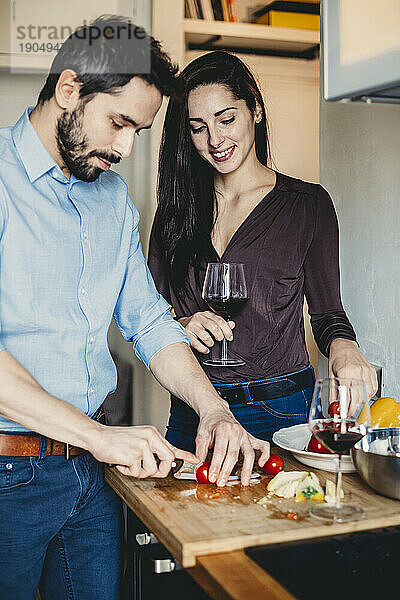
[11,107,63,183]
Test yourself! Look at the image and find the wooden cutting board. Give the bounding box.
[105,450,400,567]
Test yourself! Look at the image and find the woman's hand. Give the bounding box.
[328,338,378,399]
[179,312,235,354]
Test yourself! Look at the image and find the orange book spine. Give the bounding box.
[228,0,237,22]
[220,0,230,21]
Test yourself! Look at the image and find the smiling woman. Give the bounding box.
[148,50,377,455]
[188,87,262,181]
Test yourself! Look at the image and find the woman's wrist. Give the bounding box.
[329,338,358,355]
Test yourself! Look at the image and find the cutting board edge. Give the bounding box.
[178,512,400,567]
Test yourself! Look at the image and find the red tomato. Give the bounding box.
[262,454,284,475]
[286,512,299,521]
[328,401,340,417]
[195,461,211,484]
[307,434,329,454]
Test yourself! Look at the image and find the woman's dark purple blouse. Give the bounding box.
[148,172,356,384]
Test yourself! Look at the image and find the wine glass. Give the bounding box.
[201,262,248,367]
[308,377,371,522]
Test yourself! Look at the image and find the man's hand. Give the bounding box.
[89,424,199,478]
[329,338,378,399]
[149,343,270,488]
[195,408,270,487]
[179,312,235,354]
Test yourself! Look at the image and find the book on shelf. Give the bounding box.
[252,1,320,31]
[185,0,204,19]
[228,0,238,22]
[199,0,215,21]
[220,0,230,22]
[185,0,197,20]
[195,0,203,19]
[211,0,223,21]
[186,0,237,22]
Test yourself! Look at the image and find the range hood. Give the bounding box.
[322,0,400,104]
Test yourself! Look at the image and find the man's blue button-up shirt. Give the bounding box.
[0,108,188,432]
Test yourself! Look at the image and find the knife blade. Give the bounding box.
[172,460,260,481]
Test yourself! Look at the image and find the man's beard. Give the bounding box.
[56,103,121,182]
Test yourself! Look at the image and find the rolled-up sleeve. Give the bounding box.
[113,204,188,369]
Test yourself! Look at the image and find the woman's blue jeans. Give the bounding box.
[166,366,315,454]
[0,449,123,600]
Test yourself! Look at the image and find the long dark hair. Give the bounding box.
[152,51,272,296]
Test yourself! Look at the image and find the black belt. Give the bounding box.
[213,367,315,406]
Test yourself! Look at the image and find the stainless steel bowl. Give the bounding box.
[352,428,400,500]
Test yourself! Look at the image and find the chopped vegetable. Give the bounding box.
[266,471,309,498]
[267,470,325,502]
[286,512,299,521]
[301,486,318,498]
[295,473,324,502]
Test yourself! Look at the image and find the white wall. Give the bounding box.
[0,73,43,121]
[320,99,400,397]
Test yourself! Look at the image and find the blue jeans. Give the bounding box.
[166,366,315,454]
[0,448,123,600]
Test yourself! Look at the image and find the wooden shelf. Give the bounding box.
[184,19,319,58]
[0,53,50,72]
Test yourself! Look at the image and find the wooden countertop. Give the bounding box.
[106,450,400,599]
[105,450,400,568]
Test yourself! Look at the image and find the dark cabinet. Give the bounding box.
[125,511,210,600]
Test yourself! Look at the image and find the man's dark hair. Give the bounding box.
[37,14,178,105]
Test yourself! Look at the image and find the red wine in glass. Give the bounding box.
[308,377,371,523]
[202,263,247,367]
[205,297,248,320]
[313,422,363,454]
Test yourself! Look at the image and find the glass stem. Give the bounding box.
[334,455,343,509]
[221,336,228,362]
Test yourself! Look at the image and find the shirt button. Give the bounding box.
[81,288,86,295]
[89,337,94,344]
[6,463,13,470]
[83,232,88,239]
[89,387,94,394]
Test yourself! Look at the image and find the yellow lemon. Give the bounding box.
[370,397,400,428]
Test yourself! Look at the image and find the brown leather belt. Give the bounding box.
[0,433,86,459]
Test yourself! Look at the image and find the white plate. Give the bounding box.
[272,423,355,473]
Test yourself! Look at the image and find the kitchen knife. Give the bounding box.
[172,460,260,481]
